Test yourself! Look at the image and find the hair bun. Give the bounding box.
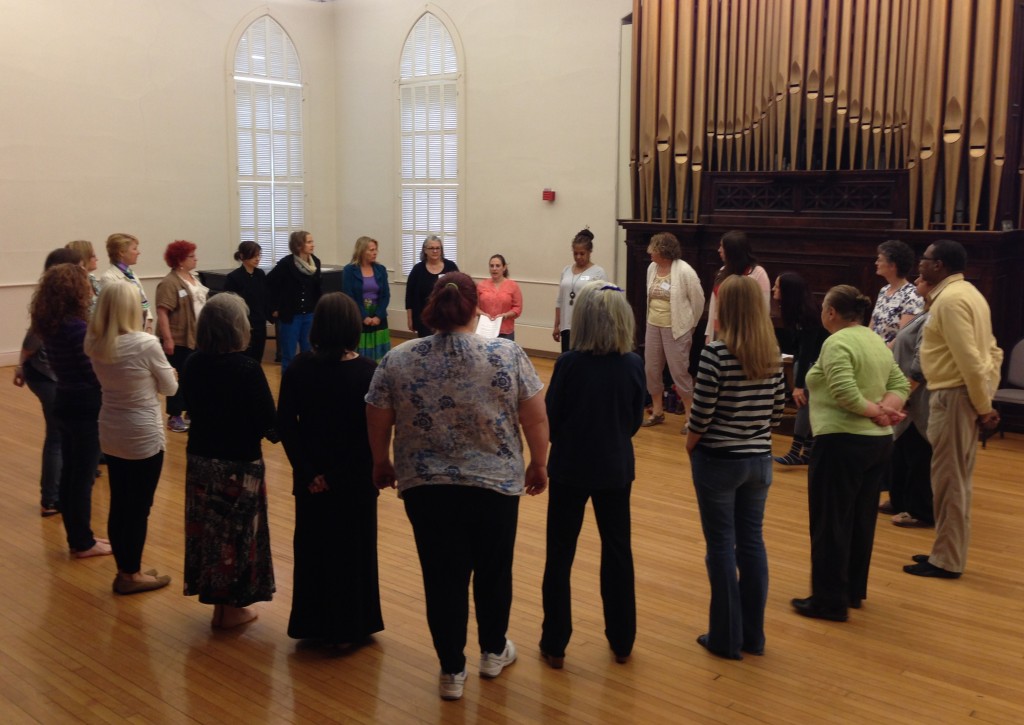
[576,228,594,240]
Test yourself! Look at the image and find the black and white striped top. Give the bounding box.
[688,340,786,457]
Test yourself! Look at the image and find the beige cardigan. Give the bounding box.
[645,259,705,340]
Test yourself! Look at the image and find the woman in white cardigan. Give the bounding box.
[99,233,154,332]
[642,232,705,427]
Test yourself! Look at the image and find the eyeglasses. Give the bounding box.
[425,247,442,251]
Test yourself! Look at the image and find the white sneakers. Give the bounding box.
[439,669,467,700]
[479,639,517,679]
[439,639,518,700]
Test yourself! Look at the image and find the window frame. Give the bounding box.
[229,13,306,270]
[396,8,465,278]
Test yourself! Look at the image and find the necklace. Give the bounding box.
[568,263,591,306]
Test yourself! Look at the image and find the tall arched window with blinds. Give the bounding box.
[399,12,461,275]
[234,16,303,268]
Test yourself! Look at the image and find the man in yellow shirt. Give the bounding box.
[904,240,1002,579]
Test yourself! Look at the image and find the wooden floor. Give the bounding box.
[2,350,1023,724]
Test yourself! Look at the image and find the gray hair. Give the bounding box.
[196,293,251,354]
[570,280,635,355]
[421,234,443,263]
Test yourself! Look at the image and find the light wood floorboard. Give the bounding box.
[1,350,1022,723]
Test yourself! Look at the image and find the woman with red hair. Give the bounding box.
[156,240,208,433]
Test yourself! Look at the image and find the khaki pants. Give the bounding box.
[926,387,978,573]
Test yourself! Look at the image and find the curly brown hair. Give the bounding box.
[30,264,92,338]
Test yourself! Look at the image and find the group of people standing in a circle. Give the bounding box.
[17,223,952,702]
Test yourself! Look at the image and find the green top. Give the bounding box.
[806,325,909,437]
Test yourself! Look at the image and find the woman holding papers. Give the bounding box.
[476,254,522,341]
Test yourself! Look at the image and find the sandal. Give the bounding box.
[641,413,666,427]
[892,512,932,528]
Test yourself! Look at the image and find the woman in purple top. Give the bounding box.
[342,236,390,361]
[30,263,109,559]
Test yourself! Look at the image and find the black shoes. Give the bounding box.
[791,597,848,622]
[903,561,961,579]
[696,634,743,660]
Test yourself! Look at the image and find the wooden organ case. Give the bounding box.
[621,0,1024,374]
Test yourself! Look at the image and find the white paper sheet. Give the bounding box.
[475,314,501,338]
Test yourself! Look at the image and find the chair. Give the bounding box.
[987,338,1024,447]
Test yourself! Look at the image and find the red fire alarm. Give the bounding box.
[542,188,556,202]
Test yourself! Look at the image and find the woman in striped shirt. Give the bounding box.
[686,275,786,660]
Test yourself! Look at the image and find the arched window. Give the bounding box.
[234,16,303,267]
[398,12,461,274]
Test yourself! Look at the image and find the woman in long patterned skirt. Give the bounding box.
[182,293,277,629]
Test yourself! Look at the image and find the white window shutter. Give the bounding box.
[399,13,460,275]
[234,16,304,268]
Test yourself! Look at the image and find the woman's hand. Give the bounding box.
[792,388,808,407]
[370,316,381,326]
[162,338,174,356]
[524,460,547,495]
[552,327,561,342]
[363,317,373,326]
[307,474,329,494]
[13,367,25,387]
[373,459,397,490]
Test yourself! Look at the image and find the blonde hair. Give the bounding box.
[85,281,142,363]
[105,233,138,265]
[66,240,95,265]
[570,281,635,355]
[350,236,378,264]
[717,275,779,380]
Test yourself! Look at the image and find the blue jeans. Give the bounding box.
[690,448,771,658]
[25,366,61,507]
[278,312,313,371]
[54,389,101,552]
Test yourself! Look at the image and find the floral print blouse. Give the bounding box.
[365,332,543,496]
[871,281,924,344]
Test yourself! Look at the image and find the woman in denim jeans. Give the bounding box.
[686,275,786,660]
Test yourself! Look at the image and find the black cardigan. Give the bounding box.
[267,254,322,323]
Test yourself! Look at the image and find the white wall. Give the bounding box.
[334,0,631,352]
[0,0,631,359]
[0,0,337,362]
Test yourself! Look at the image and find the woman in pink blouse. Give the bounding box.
[476,254,523,341]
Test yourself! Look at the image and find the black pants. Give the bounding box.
[55,390,101,552]
[808,433,892,613]
[166,346,193,416]
[541,482,635,658]
[403,486,519,674]
[244,326,267,364]
[106,451,164,574]
[560,330,571,353]
[890,423,934,523]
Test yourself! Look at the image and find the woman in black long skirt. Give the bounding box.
[278,292,383,645]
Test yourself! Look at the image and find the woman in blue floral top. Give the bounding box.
[366,272,549,701]
[870,239,924,346]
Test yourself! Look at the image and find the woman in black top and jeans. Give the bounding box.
[31,263,109,559]
[268,230,321,371]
